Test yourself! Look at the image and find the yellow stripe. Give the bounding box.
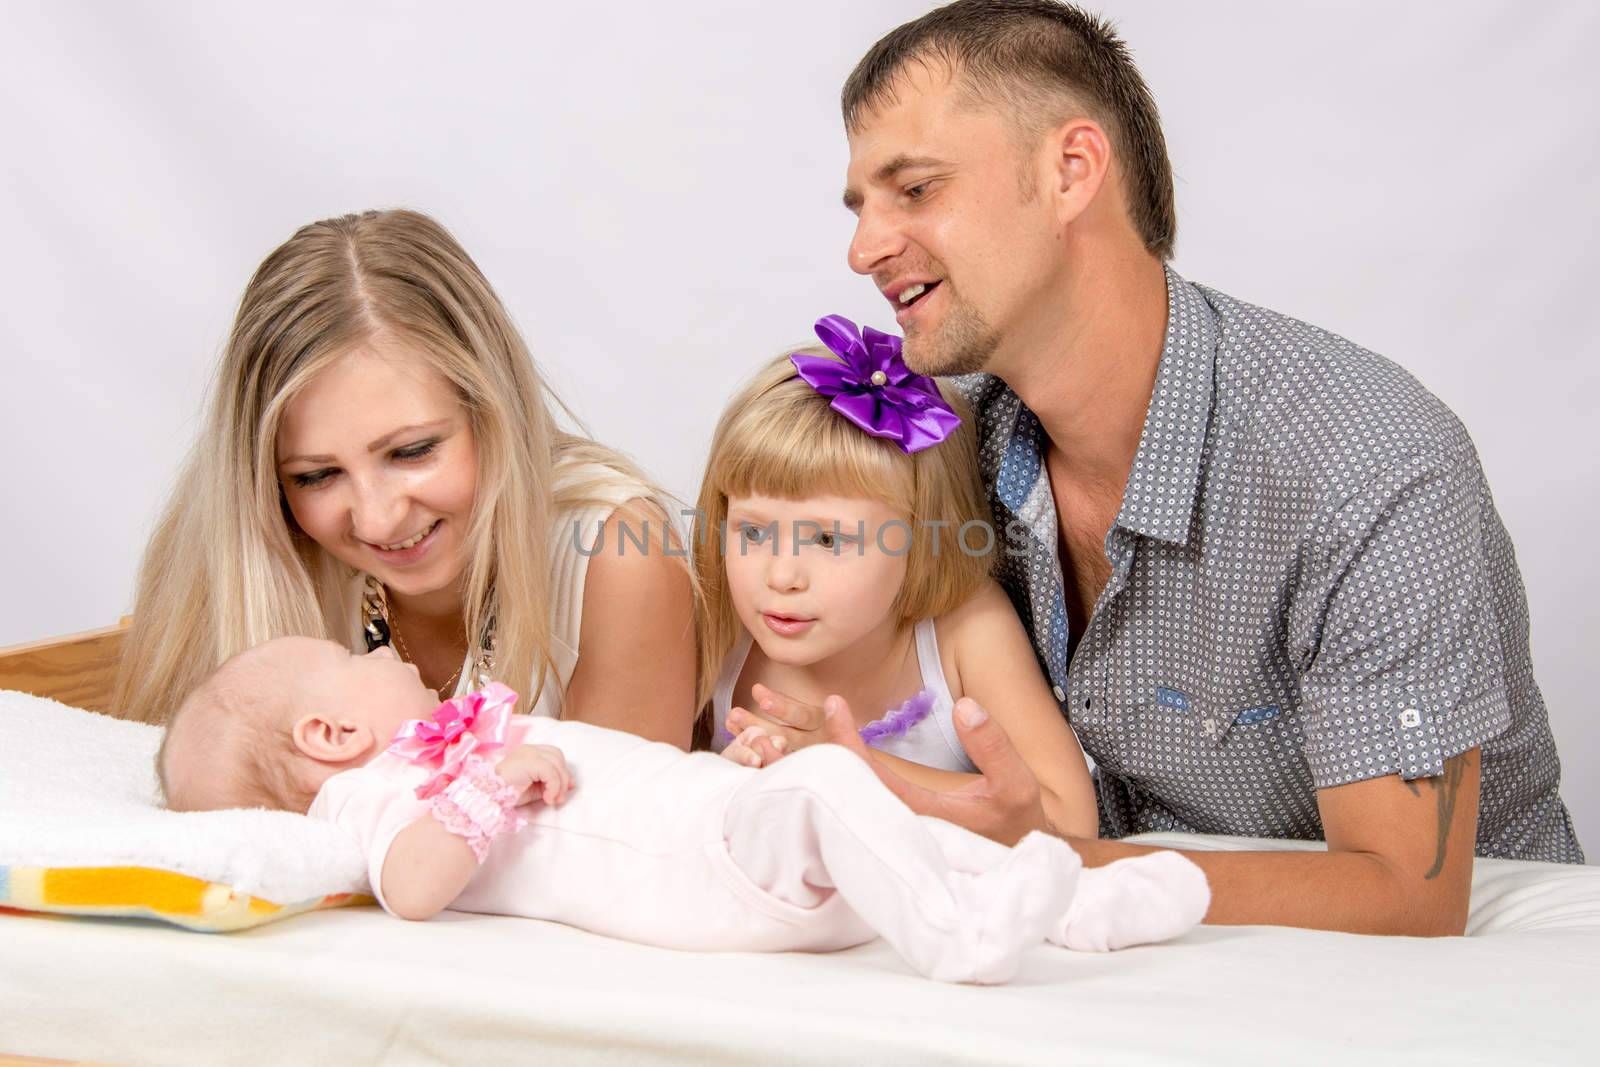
[44,867,209,913]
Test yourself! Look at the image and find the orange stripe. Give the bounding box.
[43,867,210,913]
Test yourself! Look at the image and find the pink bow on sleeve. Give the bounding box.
[388,682,520,799]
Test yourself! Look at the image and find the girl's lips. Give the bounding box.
[368,519,442,568]
[762,613,815,637]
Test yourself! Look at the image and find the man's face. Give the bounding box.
[843,64,1060,377]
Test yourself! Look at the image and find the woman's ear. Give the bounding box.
[291,712,377,766]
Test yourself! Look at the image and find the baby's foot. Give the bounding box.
[1049,851,1209,952]
[939,831,1081,984]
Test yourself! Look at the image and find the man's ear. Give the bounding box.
[291,712,377,765]
[1046,117,1112,227]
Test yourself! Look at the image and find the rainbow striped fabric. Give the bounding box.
[0,863,366,932]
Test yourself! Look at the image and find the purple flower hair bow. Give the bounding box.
[789,315,961,454]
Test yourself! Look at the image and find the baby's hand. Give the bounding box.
[493,744,573,806]
[719,722,788,769]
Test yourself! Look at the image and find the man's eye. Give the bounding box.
[291,469,336,489]
[905,182,930,200]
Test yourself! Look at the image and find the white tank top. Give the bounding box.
[348,455,660,719]
[710,618,978,774]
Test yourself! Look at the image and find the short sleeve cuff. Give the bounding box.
[1303,687,1510,790]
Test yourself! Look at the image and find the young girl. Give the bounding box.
[695,316,1097,838]
[158,636,1209,984]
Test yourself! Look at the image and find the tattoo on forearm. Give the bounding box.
[1418,754,1472,880]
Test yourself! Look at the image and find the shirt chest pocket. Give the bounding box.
[1100,672,1306,785]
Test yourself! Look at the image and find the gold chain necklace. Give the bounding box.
[388,605,465,697]
[362,575,493,695]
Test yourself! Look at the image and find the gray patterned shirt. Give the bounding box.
[956,269,1582,864]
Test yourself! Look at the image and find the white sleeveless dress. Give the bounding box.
[347,455,660,719]
[710,618,978,773]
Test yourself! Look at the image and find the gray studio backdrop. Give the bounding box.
[3,1,1596,852]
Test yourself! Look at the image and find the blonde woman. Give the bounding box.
[694,318,1096,838]
[116,209,696,746]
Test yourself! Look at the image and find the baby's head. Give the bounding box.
[694,345,992,700]
[158,636,441,813]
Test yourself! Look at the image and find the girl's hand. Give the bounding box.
[725,683,829,755]
[493,744,574,806]
[720,724,788,768]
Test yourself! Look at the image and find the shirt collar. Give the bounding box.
[1113,267,1219,546]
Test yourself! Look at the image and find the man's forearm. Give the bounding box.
[1067,837,1467,936]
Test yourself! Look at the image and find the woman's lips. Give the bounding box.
[368,519,442,567]
[762,612,815,637]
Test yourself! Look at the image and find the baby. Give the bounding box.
[158,636,1209,984]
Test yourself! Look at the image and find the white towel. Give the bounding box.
[0,689,366,902]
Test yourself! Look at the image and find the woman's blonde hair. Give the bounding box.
[117,209,675,724]
[692,347,992,715]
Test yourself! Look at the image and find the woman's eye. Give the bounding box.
[291,469,336,489]
[393,440,437,462]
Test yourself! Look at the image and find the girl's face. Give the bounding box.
[276,337,478,608]
[722,492,911,667]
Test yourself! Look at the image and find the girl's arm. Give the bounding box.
[942,581,1098,837]
[564,501,698,748]
[726,583,1099,837]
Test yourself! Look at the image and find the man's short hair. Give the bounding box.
[842,0,1176,260]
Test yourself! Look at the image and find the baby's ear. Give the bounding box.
[291,712,377,765]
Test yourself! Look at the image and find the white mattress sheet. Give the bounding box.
[3,833,1596,1066]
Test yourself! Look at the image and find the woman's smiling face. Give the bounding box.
[275,335,478,607]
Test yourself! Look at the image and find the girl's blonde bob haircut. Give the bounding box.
[117,209,675,724]
[693,347,994,714]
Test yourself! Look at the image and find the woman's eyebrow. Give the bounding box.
[364,420,450,454]
[278,420,451,466]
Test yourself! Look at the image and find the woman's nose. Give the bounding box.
[366,644,398,661]
[348,475,408,545]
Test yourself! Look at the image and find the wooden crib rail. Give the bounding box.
[0,620,129,716]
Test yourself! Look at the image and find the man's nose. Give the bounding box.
[848,204,905,277]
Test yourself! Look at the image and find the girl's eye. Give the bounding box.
[291,469,337,489]
[739,523,772,545]
[816,532,837,549]
[393,440,437,462]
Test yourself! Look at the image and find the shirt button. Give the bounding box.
[1399,708,1422,728]
[1052,685,1066,702]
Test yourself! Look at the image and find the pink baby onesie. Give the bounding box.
[311,710,1205,983]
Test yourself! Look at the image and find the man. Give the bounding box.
[744,0,1581,936]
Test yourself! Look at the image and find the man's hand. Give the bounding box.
[494,744,574,806]
[821,694,1052,845]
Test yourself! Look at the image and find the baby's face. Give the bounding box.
[278,637,444,745]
